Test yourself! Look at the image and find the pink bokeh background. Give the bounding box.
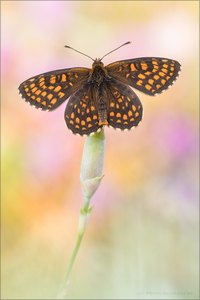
[1,1,199,299]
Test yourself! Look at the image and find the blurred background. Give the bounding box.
[1,1,199,299]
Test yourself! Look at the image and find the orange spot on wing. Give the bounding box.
[35,90,41,95]
[135,112,139,117]
[159,72,165,77]
[161,68,168,74]
[47,94,53,100]
[145,84,152,90]
[154,75,159,80]
[161,79,166,85]
[58,92,65,98]
[41,91,47,97]
[141,62,148,70]
[32,87,37,93]
[148,79,154,85]
[50,76,56,84]
[128,111,133,117]
[54,86,61,92]
[136,80,143,86]
[51,98,57,105]
[61,74,67,82]
[138,74,146,79]
[130,63,136,71]
[86,117,92,122]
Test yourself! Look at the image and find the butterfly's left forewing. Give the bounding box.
[18,67,90,110]
[106,57,181,96]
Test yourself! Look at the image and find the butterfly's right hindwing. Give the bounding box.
[65,83,101,136]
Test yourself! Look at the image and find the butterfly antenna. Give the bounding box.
[100,41,131,61]
[64,45,95,61]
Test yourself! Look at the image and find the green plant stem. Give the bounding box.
[57,130,105,299]
[57,197,91,299]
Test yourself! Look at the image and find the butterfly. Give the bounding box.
[18,42,181,136]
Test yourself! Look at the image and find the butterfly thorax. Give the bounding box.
[89,59,108,85]
[88,59,109,126]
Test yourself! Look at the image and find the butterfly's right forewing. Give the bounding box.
[18,67,90,111]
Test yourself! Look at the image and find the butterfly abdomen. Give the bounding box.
[98,96,108,126]
[91,82,108,126]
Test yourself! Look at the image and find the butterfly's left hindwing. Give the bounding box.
[18,67,90,110]
[106,79,143,130]
[106,57,181,96]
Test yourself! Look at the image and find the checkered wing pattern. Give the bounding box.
[106,79,143,130]
[106,57,181,96]
[18,68,90,110]
[65,83,101,136]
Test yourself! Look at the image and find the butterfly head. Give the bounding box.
[92,59,104,67]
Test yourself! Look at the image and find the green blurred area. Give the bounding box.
[1,1,199,299]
